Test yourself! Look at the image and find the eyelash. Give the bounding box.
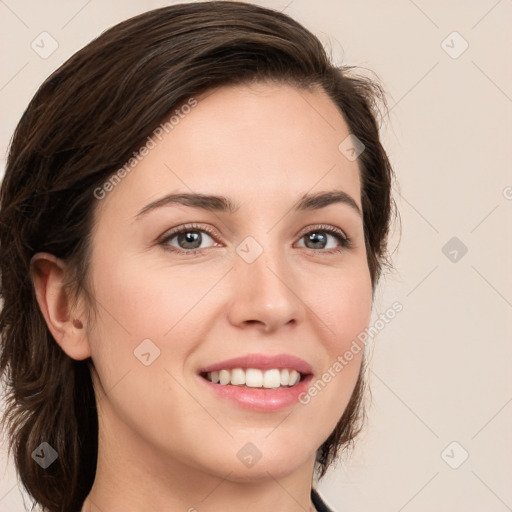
[158,223,352,257]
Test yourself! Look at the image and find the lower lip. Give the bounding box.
[197,374,314,412]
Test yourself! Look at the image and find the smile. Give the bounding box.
[197,353,314,411]
[202,367,303,388]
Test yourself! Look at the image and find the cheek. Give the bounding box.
[276,255,370,409]
[312,262,373,350]
[90,252,212,338]
[85,250,227,398]
[85,236,373,471]
[301,262,372,415]
[86,254,220,455]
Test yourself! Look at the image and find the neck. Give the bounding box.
[81,400,318,512]
[82,458,317,512]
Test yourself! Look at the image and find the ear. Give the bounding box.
[30,252,91,360]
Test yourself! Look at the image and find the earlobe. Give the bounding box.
[30,252,91,361]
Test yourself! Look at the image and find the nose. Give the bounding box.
[226,241,305,333]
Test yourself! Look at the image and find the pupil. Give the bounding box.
[308,232,326,249]
[180,231,201,249]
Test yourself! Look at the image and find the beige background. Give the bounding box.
[1,1,511,511]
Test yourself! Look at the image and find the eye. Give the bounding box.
[159,224,218,254]
[159,223,351,256]
[295,225,351,254]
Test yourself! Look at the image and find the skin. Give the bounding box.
[32,82,373,512]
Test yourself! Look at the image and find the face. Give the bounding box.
[85,82,373,482]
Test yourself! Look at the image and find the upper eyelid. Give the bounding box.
[160,223,349,245]
[159,223,217,242]
[299,224,348,238]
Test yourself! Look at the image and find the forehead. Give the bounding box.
[96,82,362,217]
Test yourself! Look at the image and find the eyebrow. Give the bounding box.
[135,190,362,219]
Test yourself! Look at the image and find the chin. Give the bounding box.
[196,438,316,482]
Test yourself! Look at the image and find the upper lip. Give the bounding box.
[198,353,313,374]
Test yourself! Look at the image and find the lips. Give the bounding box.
[196,353,314,411]
[205,367,301,388]
[198,353,313,374]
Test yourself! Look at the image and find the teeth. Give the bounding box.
[246,368,263,387]
[231,368,245,385]
[205,368,304,388]
[263,369,281,388]
[289,369,300,386]
[219,369,230,385]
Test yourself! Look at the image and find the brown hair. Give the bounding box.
[0,2,394,511]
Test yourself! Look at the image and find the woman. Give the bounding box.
[0,2,394,511]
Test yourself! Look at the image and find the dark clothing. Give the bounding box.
[311,488,335,512]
